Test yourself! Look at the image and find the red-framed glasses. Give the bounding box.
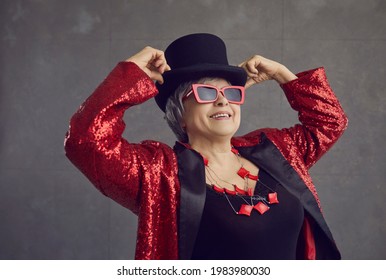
[183,84,245,105]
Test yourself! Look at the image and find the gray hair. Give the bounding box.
[164,77,216,143]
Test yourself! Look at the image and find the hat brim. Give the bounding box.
[155,64,247,112]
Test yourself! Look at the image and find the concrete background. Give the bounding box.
[0,0,385,259]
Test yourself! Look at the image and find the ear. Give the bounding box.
[180,121,186,131]
[180,110,187,129]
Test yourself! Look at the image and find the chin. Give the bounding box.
[212,128,238,138]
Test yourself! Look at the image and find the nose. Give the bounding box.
[214,91,229,106]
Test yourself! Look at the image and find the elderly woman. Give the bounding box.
[64,33,348,260]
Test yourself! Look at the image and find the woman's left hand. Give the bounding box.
[238,55,297,89]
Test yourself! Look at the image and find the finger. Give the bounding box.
[159,63,171,73]
[164,63,171,71]
[154,59,170,73]
[152,52,171,73]
[153,56,167,67]
[152,50,167,64]
[150,71,164,84]
[238,61,246,68]
[245,77,257,89]
[150,59,168,74]
[127,47,164,70]
[246,60,259,75]
[245,74,268,89]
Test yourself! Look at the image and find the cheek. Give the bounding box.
[232,106,241,120]
[182,103,209,128]
[182,103,197,128]
[185,112,204,128]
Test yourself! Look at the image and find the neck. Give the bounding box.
[189,137,234,166]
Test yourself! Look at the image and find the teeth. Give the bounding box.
[211,113,230,118]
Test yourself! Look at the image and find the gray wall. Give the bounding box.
[0,0,385,260]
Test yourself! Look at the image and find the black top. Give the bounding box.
[191,168,304,260]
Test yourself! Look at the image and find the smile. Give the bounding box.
[209,112,231,119]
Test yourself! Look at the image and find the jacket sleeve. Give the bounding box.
[64,62,174,213]
[281,67,348,168]
[245,67,348,169]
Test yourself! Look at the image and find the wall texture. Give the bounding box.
[0,0,385,260]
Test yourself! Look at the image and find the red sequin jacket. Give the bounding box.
[65,62,348,260]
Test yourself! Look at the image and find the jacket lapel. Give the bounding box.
[174,133,340,259]
[236,133,340,258]
[173,142,206,260]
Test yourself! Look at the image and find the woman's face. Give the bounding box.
[182,78,241,142]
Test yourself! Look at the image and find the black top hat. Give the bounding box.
[155,33,247,112]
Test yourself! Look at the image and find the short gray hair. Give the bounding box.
[164,77,216,143]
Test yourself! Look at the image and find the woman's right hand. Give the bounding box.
[126,46,171,84]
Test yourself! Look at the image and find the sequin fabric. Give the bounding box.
[233,67,348,209]
[65,62,180,259]
[65,63,348,259]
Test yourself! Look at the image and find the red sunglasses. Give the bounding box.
[183,84,245,105]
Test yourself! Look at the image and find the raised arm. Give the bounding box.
[238,55,348,169]
[64,47,174,213]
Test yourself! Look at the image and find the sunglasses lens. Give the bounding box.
[224,88,242,102]
[196,86,218,101]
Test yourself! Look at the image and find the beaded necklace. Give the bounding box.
[203,148,279,216]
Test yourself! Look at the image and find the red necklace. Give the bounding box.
[203,147,279,216]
